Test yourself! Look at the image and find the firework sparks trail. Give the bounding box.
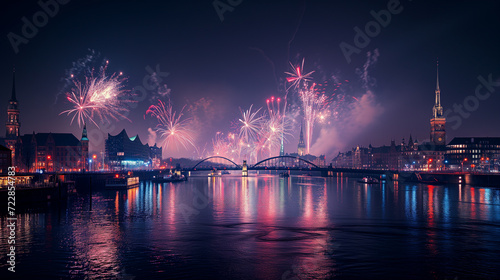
[146,99,196,151]
[286,60,331,154]
[255,96,294,158]
[299,83,329,154]
[60,61,132,127]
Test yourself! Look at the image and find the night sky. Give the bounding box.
[1,0,500,159]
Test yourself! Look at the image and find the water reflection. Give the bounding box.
[1,176,500,279]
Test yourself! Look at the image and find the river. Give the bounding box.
[1,174,500,279]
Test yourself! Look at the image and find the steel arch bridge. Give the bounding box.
[192,156,240,169]
[251,155,319,169]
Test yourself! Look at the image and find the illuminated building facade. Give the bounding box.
[446,137,500,171]
[15,132,85,172]
[333,142,399,170]
[105,129,162,170]
[150,143,162,169]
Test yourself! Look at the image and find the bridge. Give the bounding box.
[189,155,318,170]
[187,155,394,177]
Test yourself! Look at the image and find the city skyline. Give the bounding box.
[1,1,500,160]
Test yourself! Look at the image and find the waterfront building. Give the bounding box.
[15,131,85,172]
[446,137,500,171]
[0,145,11,174]
[331,150,353,168]
[105,129,162,170]
[333,141,399,170]
[353,146,371,169]
[150,143,163,169]
[400,140,446,171]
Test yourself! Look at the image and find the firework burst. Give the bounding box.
[260,96,293,157]
[146,99,196,151]
[285,58,314,90]
[60,61,132,127]
[238,105,264,143]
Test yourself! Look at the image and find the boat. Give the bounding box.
[358,176,379,184]
[152,173,187,183]
[417,177,446,185]
[208,170,222,177]
[221,170,230,175]
[105,174,139,189]
[279,172,290,177]
[406,173,446,185]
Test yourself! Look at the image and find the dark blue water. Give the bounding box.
[1,175,500,279]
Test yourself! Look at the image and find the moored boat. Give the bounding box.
[358,176,380,184]
[105,174,139,189]
[152,173,187,183]
[279,172,290,177]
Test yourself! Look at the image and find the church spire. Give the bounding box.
[11,67,17,102]
[297,123,306,156]
[81,123,88,141]
[432,60,443,118]
[299,124,304,143]
[436,60,440,92]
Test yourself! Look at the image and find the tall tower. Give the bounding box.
[279,133,284,156]
[81,123,89,171]
[297,124,306,156]
[5,68,20,159]
[430,62,446,146]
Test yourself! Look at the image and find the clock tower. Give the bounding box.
[5,68,20,160]
[430,62,446,146]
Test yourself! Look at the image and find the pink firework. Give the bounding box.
[258,96,293,158]
[286,60,331,155]
[285,58,314,90]
[146,99,195,151]
[60,62,131,127]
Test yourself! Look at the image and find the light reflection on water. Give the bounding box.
[1,175,500,279]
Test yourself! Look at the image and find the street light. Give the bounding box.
[462,158,468,172]
[47,155,52,172]
[92,154,97,171]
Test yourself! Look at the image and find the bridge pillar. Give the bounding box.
[242,160,248,177]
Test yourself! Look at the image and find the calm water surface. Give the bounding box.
[1,175,500,279]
